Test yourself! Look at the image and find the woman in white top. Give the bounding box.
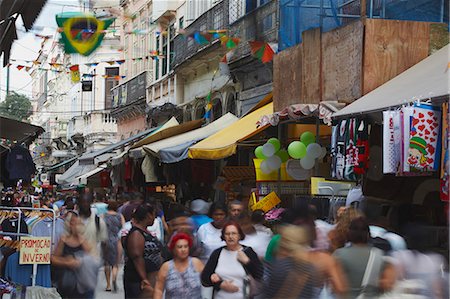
[196,202,228,263]
[201,221,263,299]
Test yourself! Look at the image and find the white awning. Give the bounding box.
[75,165,108,185]
[333,44,450,118]
[143,113,239,163]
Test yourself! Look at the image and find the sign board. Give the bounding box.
[111,72,146,108]
[19,237,51,264]
[127,72,146,103]
[250,191,281,213]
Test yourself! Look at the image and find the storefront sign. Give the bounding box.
[250,191,281,212]
[19,237,51,264]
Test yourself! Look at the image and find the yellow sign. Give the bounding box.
[20,237,51,264]
[250,191,281,212]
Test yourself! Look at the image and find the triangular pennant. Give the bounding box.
[16,65,25,70]
[115,59,125,65]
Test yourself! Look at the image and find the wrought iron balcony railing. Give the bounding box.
[171,0,230,69]
[229,0,278,62]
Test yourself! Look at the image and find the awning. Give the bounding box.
[257,101,345,127]
[143,113,239,163]
[129,118,205,158]
[79,125,162,165]
[130,118,201,150]
[56,153,114,185]
[188,103,273,160]
[56,161,97,185]
[0,0,47,66]
[333,44,450,118]
[44,156,78,172]
[75,165,108,185]
[0,116,44,153]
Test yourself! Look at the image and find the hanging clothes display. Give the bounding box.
[5,145,36,182]
[331,125,338,179]
[334,120,347,180]
[344,119,358,181]
[354,120,370,175]
[400,106,415,174]
[441,102,449,202]
[383,111,402,174]
[332,119,368,180]
[407,103,441,172]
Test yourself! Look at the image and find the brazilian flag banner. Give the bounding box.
[56,12,115,56]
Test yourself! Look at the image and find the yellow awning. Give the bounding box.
[188,102,273,160]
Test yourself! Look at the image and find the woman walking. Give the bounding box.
[51,211,94,299]
[154,232,204,299]
[201,221,263,299]
[333,217,395,298]
[102,201,125,292]
[123,203,163,298]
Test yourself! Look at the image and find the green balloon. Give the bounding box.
[288,141,307,159]
[300,131,315,146]
[275,149,289,163]
[267,138,281,152]
[255,146,267,160]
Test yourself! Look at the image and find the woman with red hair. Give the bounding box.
[154,232,204,299]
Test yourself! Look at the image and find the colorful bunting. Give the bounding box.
[248,41,275,63]
[56,12,115,56]
[69,64,80,83]
[16,65,25,70]
[220,36,240,50]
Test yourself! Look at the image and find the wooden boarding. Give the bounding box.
[321,20,364,103]
[429,23,449,54]
[273,44,302,111]
[363,19,430,95]
[302,27,322,104]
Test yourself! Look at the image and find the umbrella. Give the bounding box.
[248,41,275,63]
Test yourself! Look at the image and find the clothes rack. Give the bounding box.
[0,206,56,287]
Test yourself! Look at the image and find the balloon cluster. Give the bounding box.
[287,132,327,170]
[254,138,289,174]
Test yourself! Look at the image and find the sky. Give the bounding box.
[0,0,83,101]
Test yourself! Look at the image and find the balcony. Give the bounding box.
[171,0,230,69]
[229,0,278,62]
[82,111,117,138]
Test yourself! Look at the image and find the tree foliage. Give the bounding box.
[0,92,32,121]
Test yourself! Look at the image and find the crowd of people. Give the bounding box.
[0,188,448,299]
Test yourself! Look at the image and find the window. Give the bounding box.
[262,13,273,32]
[162,35,168,76]
[105,68,119,109]
[179,17,184,29]
[155,35,160,80]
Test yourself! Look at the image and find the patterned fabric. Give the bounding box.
[164,257,202,299]
[383,111,401,174]
[124,226,163,282]
[408,103,441,172]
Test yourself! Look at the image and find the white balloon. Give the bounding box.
[300,156,315,170]
[306,143,322,159]
[286,159,312,180]
[262,143,276,157]
[260,160,272,174]
[266,155,282,171]
[319,147,327,159]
